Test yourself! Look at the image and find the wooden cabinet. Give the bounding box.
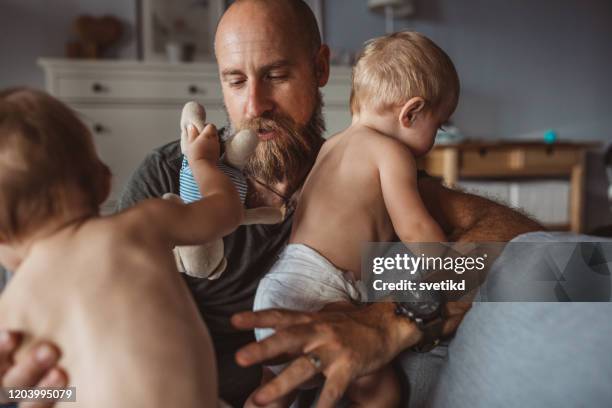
[418,141,598,232]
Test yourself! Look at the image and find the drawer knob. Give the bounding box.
[92,83,105,93]
[93,123,105,133]
[188,85,204,95]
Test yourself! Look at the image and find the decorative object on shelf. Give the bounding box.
[66,15,123,59]
[435,121,464,145]
[165,41,196,64]
[139,0,226,62]
[543,129,559,144]
[368,0,416,33]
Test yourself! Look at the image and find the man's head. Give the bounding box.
[350,31,460,155]
[215,0,329,191]
[0,88,110,244]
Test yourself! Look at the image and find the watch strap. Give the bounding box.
[394,302,445,353]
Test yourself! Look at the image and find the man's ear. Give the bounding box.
[314,44,331,87]
[399,97,426,128]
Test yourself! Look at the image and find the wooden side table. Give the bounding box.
[417,141,599,233]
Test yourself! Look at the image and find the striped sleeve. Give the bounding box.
[179,156,247,204]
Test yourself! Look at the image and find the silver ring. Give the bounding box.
[306,352,323,372]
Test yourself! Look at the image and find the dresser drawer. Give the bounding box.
[460,149,512,176]
[458,146,580,177]
[521,147,579,169]
[57,76,222,102]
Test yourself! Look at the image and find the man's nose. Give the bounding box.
[245,81,273,119]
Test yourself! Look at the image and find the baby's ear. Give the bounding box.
[399,97,426,128]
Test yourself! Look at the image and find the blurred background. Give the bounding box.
[1,0,611,234]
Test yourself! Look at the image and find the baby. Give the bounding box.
[253,31,460,406]
[0,88,243,407]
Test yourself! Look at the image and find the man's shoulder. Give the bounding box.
[146,139,183,167]
[117,126,228,211]
[131,139,183,182]
[117,140,182,211]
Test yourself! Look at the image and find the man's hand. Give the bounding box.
[185,124,220,164]
[231,303,422,408]
[0,331,67,408]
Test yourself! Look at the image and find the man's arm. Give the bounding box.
[231,301,467,408]
[417,177,543,241]
[116,142,181,211]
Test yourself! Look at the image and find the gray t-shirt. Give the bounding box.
[117,138,294,406]
[0,266,8,292]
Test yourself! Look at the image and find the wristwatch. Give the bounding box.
[394,297,445,353]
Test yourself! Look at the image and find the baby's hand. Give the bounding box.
[185,123,220,164]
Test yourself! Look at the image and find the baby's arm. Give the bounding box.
[140,124,243,246]
[378,142,445,243]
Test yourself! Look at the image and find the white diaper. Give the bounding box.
[254,244,365,343]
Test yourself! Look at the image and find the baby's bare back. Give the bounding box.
[291,128,399,276]
[0,212,216,407]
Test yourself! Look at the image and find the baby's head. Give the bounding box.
[350,31,460,156]
[0,88,111,248]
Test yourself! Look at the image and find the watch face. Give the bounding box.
[397,283,443,320]
[405,283,441,302]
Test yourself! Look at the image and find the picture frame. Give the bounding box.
[139,0,227,62]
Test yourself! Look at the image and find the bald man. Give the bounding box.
[0,1,541,407]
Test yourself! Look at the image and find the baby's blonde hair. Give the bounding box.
[350,31,460,119]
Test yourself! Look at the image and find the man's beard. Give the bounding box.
[226,91,325,196]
